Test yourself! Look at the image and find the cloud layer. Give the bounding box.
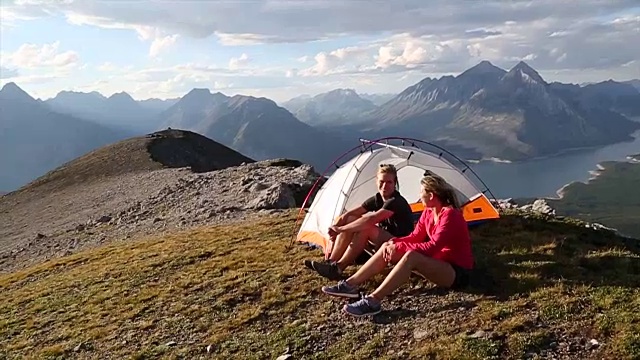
[1,0,638,100]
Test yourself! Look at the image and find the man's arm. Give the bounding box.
[392,209,428,244]
[335,207,393,233]
[334,205,368,226]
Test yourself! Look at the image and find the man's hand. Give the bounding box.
[328,225,342,238]
[383,242,397,263]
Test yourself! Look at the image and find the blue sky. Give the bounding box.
[1,1,639,103]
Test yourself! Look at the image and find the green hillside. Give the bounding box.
[548,160,640,239]
[1,211,639,359]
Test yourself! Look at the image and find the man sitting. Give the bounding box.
[304,164,414,280]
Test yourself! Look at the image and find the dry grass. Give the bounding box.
[1,210,639,360]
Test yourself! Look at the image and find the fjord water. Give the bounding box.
[468,130,640,199]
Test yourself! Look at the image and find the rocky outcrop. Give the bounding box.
[492,198,618,233]
[495,198,556,216]
[0,159,321,273]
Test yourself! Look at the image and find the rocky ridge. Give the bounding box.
[0,159,321,273]
[3,172,625,274]
[493,198,619,233]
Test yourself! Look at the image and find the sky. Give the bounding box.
[0,0,639,103]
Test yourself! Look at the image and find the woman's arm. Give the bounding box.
[392,209,429,244]
[394,209,458,255]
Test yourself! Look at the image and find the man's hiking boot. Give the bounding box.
[342,296,381,317]
[321,280,360,299]
[306,260,343,280]
[303,259,326,270]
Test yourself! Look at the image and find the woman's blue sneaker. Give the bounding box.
[321,280,360,299]
[342,296,381,317]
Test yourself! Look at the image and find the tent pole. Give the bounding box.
[358,138,413,154]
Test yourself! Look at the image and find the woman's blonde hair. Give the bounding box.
[420,172,460,209]
[378,163,399,190]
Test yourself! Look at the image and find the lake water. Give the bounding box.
[467,130,640,199]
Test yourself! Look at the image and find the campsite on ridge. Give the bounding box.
[1,127,639,358]
[3,2,640,357]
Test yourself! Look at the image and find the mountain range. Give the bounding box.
[0,83,131,192]
[282,61,640,160]
[1,60,639,192]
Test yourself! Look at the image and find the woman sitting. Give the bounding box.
[320,173,474,317]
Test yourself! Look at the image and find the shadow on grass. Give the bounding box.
[372,308,420,324]
[464,213,640,300]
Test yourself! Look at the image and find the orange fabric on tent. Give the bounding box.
[408,193,499,223]
[462,194,500,222]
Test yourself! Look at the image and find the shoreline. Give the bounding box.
[547,156,638,201]
[465,130,640,165]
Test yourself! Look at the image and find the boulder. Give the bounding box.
[245,183,296,210]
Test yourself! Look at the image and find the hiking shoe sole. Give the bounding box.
[342,305,381,317]
[321,286,360,299]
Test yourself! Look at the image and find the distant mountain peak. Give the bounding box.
[507,61,546,84]
[108,91,135,101]
[458,60,506,78]
[178,88,219,106]
[318,88,364,101]
[1,82,24,93]
[0,82,35,102]
[327,88,357,96]
[185,88,212,97]
[229,94,278,109]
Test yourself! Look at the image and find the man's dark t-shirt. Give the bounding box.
[361,190,414,237]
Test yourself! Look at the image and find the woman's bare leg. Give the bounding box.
[334,225,372,270]
[370,251,456,301]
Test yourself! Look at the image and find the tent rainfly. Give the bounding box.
[295,137,500,258]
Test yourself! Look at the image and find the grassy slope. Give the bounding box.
[1,211,639,360]
[547,160,640,239]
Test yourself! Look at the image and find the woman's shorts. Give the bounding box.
[450,263,471,290]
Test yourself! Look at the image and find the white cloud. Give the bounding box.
[228,53,250,70]
[149,34,179,58]
[3,0,638,79]
[96,62,116,72]
[2,0,639,101]
[5,0,638,44]
[298,46,373,76]
[215,32,277,46]
[2,41,79,70]
[64,12,177,58]
[294,11,640,78]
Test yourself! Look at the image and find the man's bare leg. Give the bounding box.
[327,215,358,263]
[336,226,391,271]
[328,231,355,263]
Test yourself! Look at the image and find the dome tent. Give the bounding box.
[294,137,500,258]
